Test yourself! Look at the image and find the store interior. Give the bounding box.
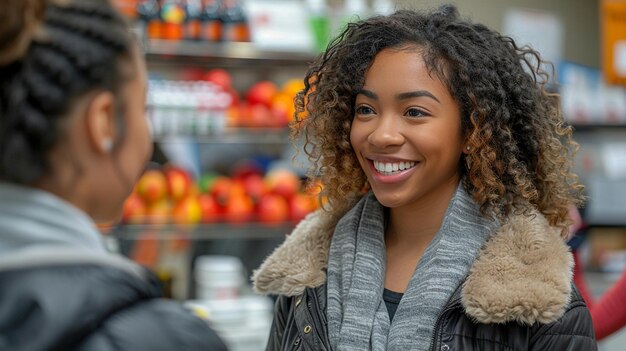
[107,1,626,350]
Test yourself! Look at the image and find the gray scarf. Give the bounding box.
[326,184,498,350]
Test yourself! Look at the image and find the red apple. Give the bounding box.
[122,193,147,224]
[146,199,172,225]
[289,193,313,223]
[203,68,232,90]
[224,194,254,224]
[248,103,273,128]
[246,81,278,108]
[258,193,289,224]
[242,173,268,205]
[199,194,222,223]
[171,196,202,225]
[211,176,233,207]
[228,181,247,200]
[265,169,300,200]
[165,167,192,202]
[136,170,168,205]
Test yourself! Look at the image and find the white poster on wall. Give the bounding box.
[244,0,313,52]
[503,8,563,84]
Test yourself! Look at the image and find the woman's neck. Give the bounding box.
[385,178,459,248]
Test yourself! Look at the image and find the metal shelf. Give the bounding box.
[153,128,291,144]
[110,222,293,241]
[571,123,626,131]
[144,39,318,67]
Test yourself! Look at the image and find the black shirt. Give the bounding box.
[383,288,403,322]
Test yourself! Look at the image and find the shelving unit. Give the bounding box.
[571,123,626,131]
[144,39,319,67]
[153,128,291,144]
[111,222,293,241]
[106,36,314,304]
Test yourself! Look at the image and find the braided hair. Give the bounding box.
[0,0,134,184]
[294,5,584,236]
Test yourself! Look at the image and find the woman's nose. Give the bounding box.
[367,115,404,148]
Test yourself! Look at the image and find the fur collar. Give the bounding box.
[252,209,573,325]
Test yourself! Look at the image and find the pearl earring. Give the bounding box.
[466,145,471,151]
[102,139,113,152]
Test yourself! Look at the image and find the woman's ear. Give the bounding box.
[84,91,117,154]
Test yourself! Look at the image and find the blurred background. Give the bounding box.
[103,1,626,350]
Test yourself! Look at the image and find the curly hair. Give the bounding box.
[0,0,134,184]
[293,5,584,236]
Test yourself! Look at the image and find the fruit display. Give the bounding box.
[122,163,322,226]
[228,78,304,129]
[147,69,304,136]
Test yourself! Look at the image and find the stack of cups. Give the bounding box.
[194,255,245,300]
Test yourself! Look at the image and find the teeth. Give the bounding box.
[373,160,416,174]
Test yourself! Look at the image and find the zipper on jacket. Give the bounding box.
[293,336,302,350]
[307,289,330,350]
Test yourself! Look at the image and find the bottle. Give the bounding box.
[137,0,162,40]
[161,0,186,41]
[200,0,223,42]
[306,0,330,53]
[184,0,203,40]
[195,82,214,135]
[220,0,250,42]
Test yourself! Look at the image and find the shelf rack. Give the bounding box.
[144,39,319,67]
[571,123,626,131]
[109,222,294,241]
[153,128,291,144]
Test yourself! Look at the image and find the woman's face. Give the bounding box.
[102,49,152,222]
[350,48,465,209]
[118,50,152,181]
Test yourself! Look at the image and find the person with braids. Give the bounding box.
[253,5,596,350]
[0,1,227,350]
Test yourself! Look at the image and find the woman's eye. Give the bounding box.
[356,105,375,115]
[406,108,427,118]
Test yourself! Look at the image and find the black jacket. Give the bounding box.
[266,283,595,350]
[253,210,597,350]
[0,248,227,351]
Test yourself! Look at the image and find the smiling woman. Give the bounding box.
[253,4,596,351]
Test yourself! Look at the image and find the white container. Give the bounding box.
[185,295,274,351]
[195,255,245,300]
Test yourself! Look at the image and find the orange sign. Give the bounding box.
[602,0,626,85]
